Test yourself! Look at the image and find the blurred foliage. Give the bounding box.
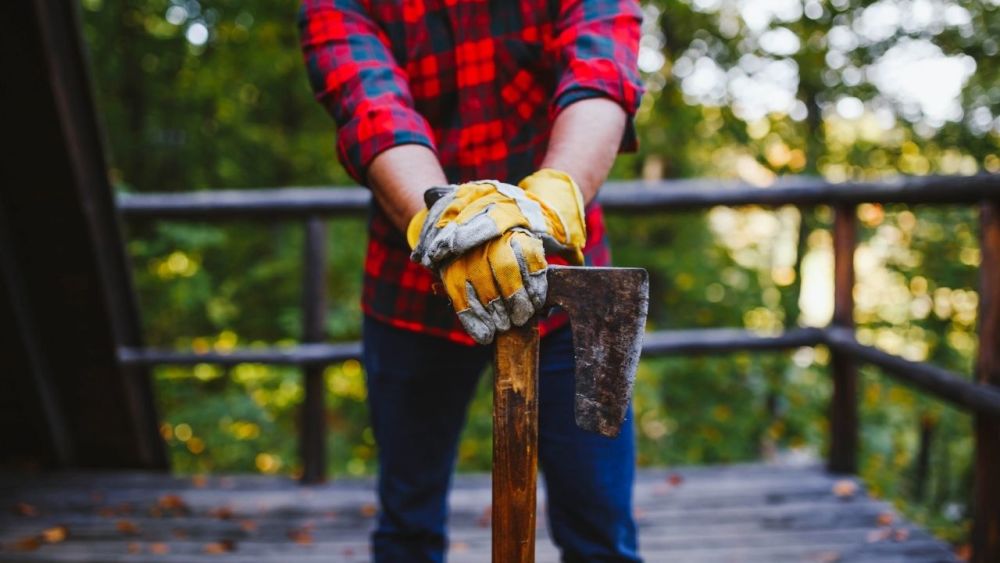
[80,0,996,546]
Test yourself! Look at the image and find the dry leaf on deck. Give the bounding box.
[149,542,170,554]
[832,479,857,498]
[116,519,141,535]
[41,525,68,543]
[13,502,39,517]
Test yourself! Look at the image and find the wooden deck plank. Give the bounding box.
[0,463,957,562]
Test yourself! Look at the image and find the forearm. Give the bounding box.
[540,97,628,204]
[367,144,448,233]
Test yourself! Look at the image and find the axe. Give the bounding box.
[423,189,649,561]
[492,265,648,562]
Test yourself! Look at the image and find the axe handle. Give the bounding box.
[493,321,539,563]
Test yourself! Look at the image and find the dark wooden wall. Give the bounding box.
[0,0,165,470]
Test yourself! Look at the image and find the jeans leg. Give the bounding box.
[537,327,641,563]
[362,317,490,563]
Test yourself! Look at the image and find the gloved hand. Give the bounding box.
[408,172,587,270]
[439,229,548,344]
[517,169,587,265]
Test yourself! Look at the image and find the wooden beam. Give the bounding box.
[0,0,165,468]
[0,205,74,466]
[118,342,362,367]
[973,200,1000,563]
[299,217,328,484]
[115,174,1000,221]
[824,327,1000,417]
[828,205,858,474]
[641,327,823,355]
[118,328,821,368]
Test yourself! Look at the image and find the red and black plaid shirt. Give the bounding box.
[300,0,643,345]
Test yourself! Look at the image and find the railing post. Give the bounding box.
[973,200,1000,562]
[829,204,858,474]
[300,216,327,484]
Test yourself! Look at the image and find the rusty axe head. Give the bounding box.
[545,265,649,438]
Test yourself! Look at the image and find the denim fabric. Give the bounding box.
[362,315,640,562]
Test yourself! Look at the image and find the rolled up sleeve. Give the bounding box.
[299,0,436,183]
[551,0,644,151]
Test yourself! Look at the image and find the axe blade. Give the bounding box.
[545,266,649,438]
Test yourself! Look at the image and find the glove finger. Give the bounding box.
[488,232,539,326]
[406,208,429,251]
[442,260,494,345]
[411,186,457,263]
[440,247,509,345]
[466,240,512,333]
[509,231,548,312]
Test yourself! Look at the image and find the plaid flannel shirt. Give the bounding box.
[300,0,643,345]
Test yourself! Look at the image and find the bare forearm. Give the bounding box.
[540,97,628,204]
[366,144,448,232]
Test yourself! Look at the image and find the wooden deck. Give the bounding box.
[0,462,957,562]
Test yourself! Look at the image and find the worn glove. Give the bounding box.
[517,168,587,265]
[439,230,548,344]
[408,173,586,269]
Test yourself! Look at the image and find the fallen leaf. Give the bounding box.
[815,550,841,563]
[342,547,355,557]
[13,502,39,517]
[893,528,910,542]
[239,519,258,533]
[450,541,469,553]
[209,506,234,520]
[477,505,491,528]
[116,520,141,535]
[172,528,189,539]
[832,480,857,498]
[360,503,377,518]
[157,494,190,514]
[288,529,313,545]
[866,528,890,543]
[127,542,141,554]
[192,475,209,488]
[955,544,971,561]
[203,540,236,554]
[667,473,684,487]
[41,525,68,543]
[149,543,170,554]
[13,536,41,551]
[876,512,894,527]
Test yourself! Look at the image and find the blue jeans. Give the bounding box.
[362,316,640,562]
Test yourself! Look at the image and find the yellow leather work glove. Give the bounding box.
[517,169,587,265]
[437,229,547,344]
[408,175,586,269]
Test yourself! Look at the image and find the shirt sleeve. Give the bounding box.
[299,0,437,183]
[551,0,644,151]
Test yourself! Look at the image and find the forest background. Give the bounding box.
[79,0,1000,546]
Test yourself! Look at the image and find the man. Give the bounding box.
[299,1,644,560]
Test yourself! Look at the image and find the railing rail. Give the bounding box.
[117,173,1000,562]
[117,174,1000,219]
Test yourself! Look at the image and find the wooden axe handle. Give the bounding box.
[493,321,540,562]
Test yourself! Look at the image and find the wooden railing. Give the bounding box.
[117,174,1000,561]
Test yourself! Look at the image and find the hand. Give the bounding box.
[438,229,547,345]
[408,173,587,269]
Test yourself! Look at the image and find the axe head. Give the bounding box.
[545,265,649,438]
